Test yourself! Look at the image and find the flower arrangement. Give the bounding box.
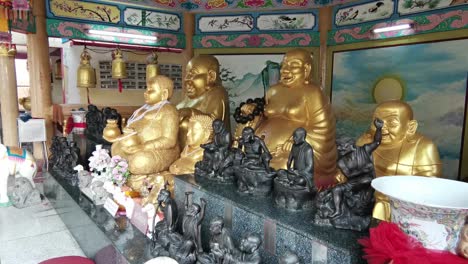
[88,145,112,180]
[109,155,130,187]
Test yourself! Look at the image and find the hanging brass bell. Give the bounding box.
[77,49,96,88]
[112,48,127,79]
[146,51,159,80]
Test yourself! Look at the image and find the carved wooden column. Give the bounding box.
[27,0,53,158]
[0,43,19,146]
[319,6,332,90]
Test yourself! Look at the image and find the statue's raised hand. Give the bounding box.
[374,118,384,129]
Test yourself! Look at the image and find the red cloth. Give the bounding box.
[358,222,468,264]
[39,256,95,264]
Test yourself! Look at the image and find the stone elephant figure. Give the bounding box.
[0,144,37,205]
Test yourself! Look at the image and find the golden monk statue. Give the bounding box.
[241,49,338,188]
[177,55,230,149]
[169,114,214,175]
[105,75,180,190]
[356,100,442,221]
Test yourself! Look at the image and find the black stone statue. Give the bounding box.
[313,118,383,231]
[223,233,262,264]
[195,119,234,183]
[84,104,122,164]
[235,127,275,195]
[182,192,207,254]
[274,128,315,210]
[151,190,207,264]
[209,216,234,263]
[49,136,82,185]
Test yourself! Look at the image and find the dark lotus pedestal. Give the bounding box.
[174,175,367,264]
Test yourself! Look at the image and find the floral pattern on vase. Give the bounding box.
[390,198,468,252]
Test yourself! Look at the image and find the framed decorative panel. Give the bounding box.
[397,0,468,16]
[198,15,254,33]
[334,0,396,27]
[123,8,181,31]
[48,0,121,24]
[257,13,316,31]
[330,38,468,180]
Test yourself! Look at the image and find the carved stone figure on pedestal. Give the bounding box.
[151,186,179,256]
[236,127,275,195]
[314,118,383,231]
[182,192,206,254]
[356,100,442,221]
[195,119,234,183]
[177,55,230,149]
[209,216,234,263]
[274,128,315,210]
[49,136,82,184]
[223,233,262,264]
[84,104,106,162]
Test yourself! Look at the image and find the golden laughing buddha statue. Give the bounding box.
[106,75,180,190]
[247,48,338,188]
[357,100,442,221]
[176,55,230,149]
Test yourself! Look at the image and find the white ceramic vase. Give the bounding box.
[372,176,468,253]
[70,110,87,134]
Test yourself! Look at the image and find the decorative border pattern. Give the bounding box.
[46,19,185,48]
[328,9,468,45]
[95,0,358,11]
[193,32,320,48]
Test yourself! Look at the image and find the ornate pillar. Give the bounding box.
[27,0,53,158]
[319,6,332,90]
[0,43,19,146]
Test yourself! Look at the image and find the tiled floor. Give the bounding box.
[0,197,85,264]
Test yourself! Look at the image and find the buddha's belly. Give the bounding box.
[255,117,304,151]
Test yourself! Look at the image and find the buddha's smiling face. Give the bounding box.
[144,82,166,105]
[184,59,213,99]
[280,50,312,88]
[373,106,411,145]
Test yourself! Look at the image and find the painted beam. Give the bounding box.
[46,18,185,48]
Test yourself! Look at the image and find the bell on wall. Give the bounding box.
[146,51,159,81]
[112,47,127,93]
[77,48,96,89]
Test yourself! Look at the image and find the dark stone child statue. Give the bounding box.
[195,119,234,183]
[274,128,315,210]
[314,118,383,231]
[235,127,275,195]
[223,233,262,264]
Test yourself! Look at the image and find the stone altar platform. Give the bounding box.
[174,175,367,264]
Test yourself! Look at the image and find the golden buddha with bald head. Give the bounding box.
[107,75,180,189]
[357,100,442,220]
[177,55,230,149]
[246,48,338,188]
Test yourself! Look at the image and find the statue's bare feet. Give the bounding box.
[328,209,342,219]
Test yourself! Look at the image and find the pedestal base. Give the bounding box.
[174,175,366,264]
